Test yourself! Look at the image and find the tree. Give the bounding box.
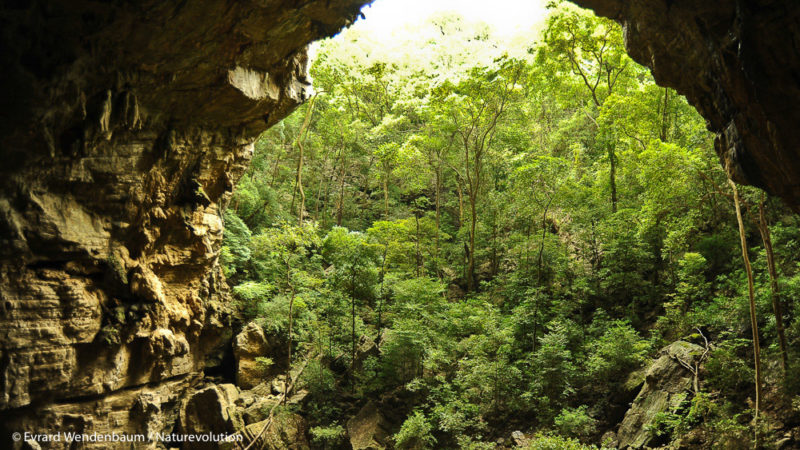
[542,3,631,212]
[250,222,322,400]
[322,227,379,378]
[432,58,523,291]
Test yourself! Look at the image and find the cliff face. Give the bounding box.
[0,0,367,446]
[573,0,800,208]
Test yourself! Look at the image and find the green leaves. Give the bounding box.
[216,2,799,446]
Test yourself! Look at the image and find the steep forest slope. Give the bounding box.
[221,7,800,448]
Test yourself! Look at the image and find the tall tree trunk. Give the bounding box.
[537,215,547,284]
[660,87,670,142]
[456,183,464,227]
[467,194,477,292]
[757,192,789,373]
[377,245,388,348]
[537,198,555,283]
[609,146,618,213]
[383,176,389,219]
[337,162,346,226]
[270,143,286,188]
[292,96,317,225]
[284,260,295,405]
[434,167,441,277]
[415,212,422,277]
[730,180,762,439]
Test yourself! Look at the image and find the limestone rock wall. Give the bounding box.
[0,0,368,447]
[572,0,800,208]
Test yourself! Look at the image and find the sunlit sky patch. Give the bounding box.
[350,0,549,41]
[310,0,552,70]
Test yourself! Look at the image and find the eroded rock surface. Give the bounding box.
[178,382,309,450]
[616,341,705,449]
[0,0,367,447]
[572,0,800,208]
[347,401,392,450]
[234,321,275,389]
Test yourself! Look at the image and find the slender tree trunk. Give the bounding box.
[467,195,477,291]
[284,261,295,405]
[434,167,441,276]
[730,180,762,440]
[660,87,670,142]
[538,214,547,284]
[383,176,389,218]
[270,143,287,188]
[337,162,346,226]
[757,193,789,373]
[456,182,464,228]
[532,298,539,353]
[377,245,388,348]
[292,96,316,225]
[609,146,618,213]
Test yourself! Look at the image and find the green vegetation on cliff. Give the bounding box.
[222,3,800,448]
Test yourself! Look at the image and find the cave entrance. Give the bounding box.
[220,0,792,448]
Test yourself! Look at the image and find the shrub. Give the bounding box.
[394,410,437,450]
[523,433,598,450]
[587,320,650,381]
[554,406,597,439]
[309,424,346,449]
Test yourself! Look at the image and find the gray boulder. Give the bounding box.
[616,341,706,449]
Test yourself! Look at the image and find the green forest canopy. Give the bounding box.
[221,3,800,448]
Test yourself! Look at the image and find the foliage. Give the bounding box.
[554,406,597,439]
[523,433,599,450]
[217,3,799,447]
[394,410,437,450]
[309,424,346,448]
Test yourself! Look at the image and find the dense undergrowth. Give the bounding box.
[221,2,800,448]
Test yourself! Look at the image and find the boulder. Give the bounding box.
[179,381,312,450]
[242,397,279,425]
[353,334,379,371]
[616,341,705,449]
[180,384,244,450]
[347,401,392,450]
[239,412,311,450]
[234,322,271,389]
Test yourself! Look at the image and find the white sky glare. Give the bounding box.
[348,0,549,41]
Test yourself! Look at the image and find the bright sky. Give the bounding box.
[348,0,549,41]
